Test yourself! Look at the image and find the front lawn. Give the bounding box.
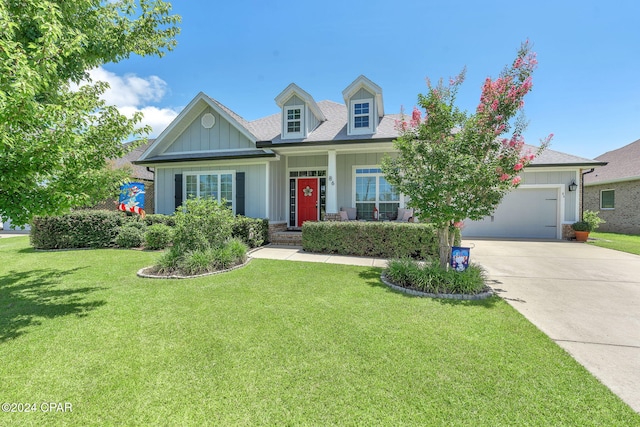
[1,236,637,426]
[589,231,640,255]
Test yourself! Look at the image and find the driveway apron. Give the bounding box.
[464,239,640,413]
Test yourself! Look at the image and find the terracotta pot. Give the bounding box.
[574,231,589,242]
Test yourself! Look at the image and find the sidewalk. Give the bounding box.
[249,245,388,268]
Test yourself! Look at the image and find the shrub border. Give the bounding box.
[380,273,494,300]
[137,257,251,280]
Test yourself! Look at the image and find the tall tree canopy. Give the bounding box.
[382,42,551,268]
[0,0,180,226]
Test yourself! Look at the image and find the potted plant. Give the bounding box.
[571,210,605,242]
[571,221,590,242]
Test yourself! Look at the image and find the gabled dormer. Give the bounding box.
[275,83,326,140]
[342,75,384,136]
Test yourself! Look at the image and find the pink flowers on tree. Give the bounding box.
[382,41,552,269]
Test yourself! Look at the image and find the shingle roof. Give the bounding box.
[584,138,640,185]
[113,139,154,180]
[528,145,605,167]
[249,100,401,143]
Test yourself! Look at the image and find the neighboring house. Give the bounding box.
[133,75,604,240]
[583,138,640,234]
[90,139,156,214]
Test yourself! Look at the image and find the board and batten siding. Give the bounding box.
[287,155,328,169]
[269,159,287,222]
[154,164,267,218]
[163,107,254,153]
[520,170,579,223]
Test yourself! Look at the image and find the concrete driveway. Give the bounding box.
[464,239,640,413]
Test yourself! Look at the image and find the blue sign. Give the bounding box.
[451,246,470,272]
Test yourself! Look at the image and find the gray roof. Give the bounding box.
[584,138,640,185]
[132,92,604,169]
[528,145,606,167]
[113,139,154,180]
[249,100,401,144]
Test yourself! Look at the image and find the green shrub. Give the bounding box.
[173,198,234,253]
[232,216,269,248]
[115,226,145,248]
[144,214,176,227]
[302,221,450,259]
[144,224,173,250]
[156,247,182,274]
[223,238,248,264]
[385,258,487,295]
[121,218,147,232]
[179,249,218,276]
[31,210,122,249]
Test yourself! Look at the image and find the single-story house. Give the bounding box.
[134,75,604,240]
[583,138,640,234]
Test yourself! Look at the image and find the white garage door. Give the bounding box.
[462,188,559,239]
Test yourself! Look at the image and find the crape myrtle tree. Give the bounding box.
[382,42,552,269]
[0,0,180,226]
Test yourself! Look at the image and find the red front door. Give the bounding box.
[297,178,318,226]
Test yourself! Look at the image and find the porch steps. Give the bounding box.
[270,231,303,246]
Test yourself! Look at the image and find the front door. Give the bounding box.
[297,178,319,226]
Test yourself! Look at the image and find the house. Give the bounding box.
[133,75,604,240]
[89,139,156,214]
[583,138,640,234]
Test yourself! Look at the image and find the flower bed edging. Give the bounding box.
[137,258,251,279]
[380,274,494,300]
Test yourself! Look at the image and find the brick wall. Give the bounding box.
[584,180,640,234]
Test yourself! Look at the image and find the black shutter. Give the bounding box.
[236,172,245,216]
[174,174,183,211]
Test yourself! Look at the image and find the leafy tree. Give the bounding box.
[0,0,180,226]
[382,42,551,269]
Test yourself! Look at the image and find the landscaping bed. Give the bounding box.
[1,236,638,426]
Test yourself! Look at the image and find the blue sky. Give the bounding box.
[100,0,640,159]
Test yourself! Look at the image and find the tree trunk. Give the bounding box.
[437,227,451,270]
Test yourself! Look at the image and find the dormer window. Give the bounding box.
[342,75,384,137]
[286,106,303,137]
[275,83,327,141]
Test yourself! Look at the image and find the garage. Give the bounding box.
[461,187,560,239]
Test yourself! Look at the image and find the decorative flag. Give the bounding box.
[118,182,146,218]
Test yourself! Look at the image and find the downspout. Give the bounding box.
[580,168,595,220]
[146,167,155,213]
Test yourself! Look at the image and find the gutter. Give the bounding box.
[580,168,596,220]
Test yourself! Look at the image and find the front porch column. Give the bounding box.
[326,150,338,214]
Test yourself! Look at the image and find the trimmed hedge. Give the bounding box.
[232,216,269,248]
[31,210,123,249]
[143,214,176,227]
[302,221,460,259]
[31,209,270,251]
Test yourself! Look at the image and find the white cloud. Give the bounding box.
[80,67,179,137]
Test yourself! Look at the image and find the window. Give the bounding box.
[185,171,234,210]
[350,99,373,134]
[284,106,304,138]
[354,168,400,220]
[600,189,615,209]
[354,102,369,128]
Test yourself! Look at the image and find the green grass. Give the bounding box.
[1,236,638,426]
[589,231,640,255]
